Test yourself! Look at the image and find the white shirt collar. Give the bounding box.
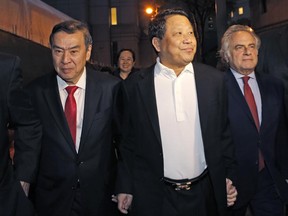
[230,68,256,80]
[154,57,194,78]
[57,67,87,90]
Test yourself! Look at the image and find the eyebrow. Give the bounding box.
[234,42,256,47]
[52,45,80,50]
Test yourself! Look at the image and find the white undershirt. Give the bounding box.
[230,69,262,124]
[154,58,207,180]
[57,68,86,153]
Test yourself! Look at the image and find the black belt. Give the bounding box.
[163,169,208,191]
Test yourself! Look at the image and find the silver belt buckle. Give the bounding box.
[175,182,192,191]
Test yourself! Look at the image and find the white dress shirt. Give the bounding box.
[57,69,86,153]
[154,58,207,180]
[231,69,262,124]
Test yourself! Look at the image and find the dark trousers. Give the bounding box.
[69,185,121,216]
[161,174,218,216]
[230,168,284,216]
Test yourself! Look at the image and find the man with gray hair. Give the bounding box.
[27,20,121,216]
[220,24,288,216]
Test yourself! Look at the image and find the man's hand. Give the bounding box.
[113,193,133,214]
[226,178,237,207]
[20,181,30,197]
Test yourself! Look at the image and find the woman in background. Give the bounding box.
[113,49,137,80]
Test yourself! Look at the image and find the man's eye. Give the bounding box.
[174,32,182,36]
[70,50,78,54]
[235,45,244,51]
[54,50,62,54]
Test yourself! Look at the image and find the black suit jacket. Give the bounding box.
[0,52,41,216]
[225,70,288,207]
[117,63,236,216]
[27,68,121,216]
[257,26,288,116]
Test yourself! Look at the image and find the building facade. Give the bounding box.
[4,0,288,71]
[42,0,157,68]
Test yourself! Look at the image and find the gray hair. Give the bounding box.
[49,20,93,50]
[219,25,261,64]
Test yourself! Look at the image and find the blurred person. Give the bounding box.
[112,49,137,80]
[115,8,237,216]
[27,20,121,216]
[257,26,288,115]
[0,52,42,216]
[219,24,288,216]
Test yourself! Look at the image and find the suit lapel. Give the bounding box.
[226,70,257,128]
[256,73,269,132]
[193,65,211,134]
[137,66,162,144]
[43,74,76,153]
[78,69,101,153]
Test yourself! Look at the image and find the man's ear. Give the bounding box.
[152,37,161,52]
[86,44,92,61]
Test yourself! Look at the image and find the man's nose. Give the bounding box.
[62,51,71,63]
[183,35,193,44]
[243,47,252,55]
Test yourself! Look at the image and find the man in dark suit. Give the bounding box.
[27,20,121,216]
[219,25,288,216]
[115,8,237,216]
[0,52,42,215]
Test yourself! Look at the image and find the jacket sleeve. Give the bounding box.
[8,56,42,183]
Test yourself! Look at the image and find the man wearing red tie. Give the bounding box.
[27,20,121,216]
[219,25,288,216]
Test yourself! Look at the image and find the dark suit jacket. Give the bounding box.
[116,63,236,216]
[225,70,288,207]
[27,68,121,216]
[0,52,41,216]
[257,26,288,115]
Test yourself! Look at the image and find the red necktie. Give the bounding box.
[65,86,78,145]
[242,76,264,171]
